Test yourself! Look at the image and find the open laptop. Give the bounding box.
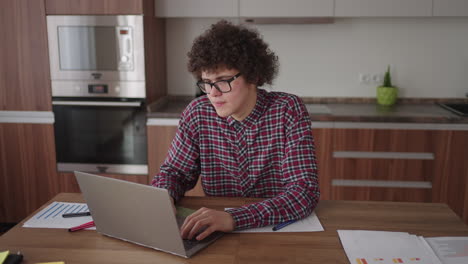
[74,171,224,258]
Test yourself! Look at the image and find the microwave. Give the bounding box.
[47,15,146,98]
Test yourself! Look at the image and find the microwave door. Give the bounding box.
[58,26,118,71]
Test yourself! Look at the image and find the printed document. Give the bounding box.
[338,230,442,264]
[225,209,324,233]
[23,202,95,230]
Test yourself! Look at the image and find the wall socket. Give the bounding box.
[359,73,383,85]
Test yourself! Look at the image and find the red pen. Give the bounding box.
[68,221,95,232]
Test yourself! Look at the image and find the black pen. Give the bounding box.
[272,219,297,231]
[62,211,91,218]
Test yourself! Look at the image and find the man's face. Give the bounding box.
[201,67,257,121]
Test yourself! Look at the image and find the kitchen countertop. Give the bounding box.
[147,96,468,124]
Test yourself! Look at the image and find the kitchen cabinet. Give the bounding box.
[334,0,433,17]
[239,0,333,17]
[0,0,59,223]
[147,123,204,196]
[1,0,52,111]
[58,172,148,193]
[154,0,238,18]
[330,128,441,202]
[432,130,468,224]
[433,0,468,16]
[0,123,60,222]
[311,128,333,200]
[147,118,468,225]
[45,0,145,15]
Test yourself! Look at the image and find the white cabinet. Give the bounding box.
[239,0,333,17]
[155,0,238,17]
[433,0,468,16]
[335,0,433,17]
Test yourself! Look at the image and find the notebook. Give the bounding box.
[74,171,224,258]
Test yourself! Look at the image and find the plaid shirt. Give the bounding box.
[151,89,320,230]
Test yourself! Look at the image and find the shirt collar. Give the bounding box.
[226,89,268,128]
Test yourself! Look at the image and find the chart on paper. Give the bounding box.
[425,237,468,264]
[23,202,95,229]
[354,257,424,264]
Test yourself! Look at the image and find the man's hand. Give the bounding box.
[180,207,235,241]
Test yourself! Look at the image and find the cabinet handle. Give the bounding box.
[52,101,141,107]
[333,151,434,160]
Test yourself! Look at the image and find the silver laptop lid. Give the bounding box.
[74,171,187,257]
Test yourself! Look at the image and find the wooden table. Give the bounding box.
[1,193,468,264]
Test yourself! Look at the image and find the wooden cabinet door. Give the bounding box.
[432,130,468,225]
[331,129,438,202]
[239,0,334,17]
[58,172,148,193]
[0,0,52,111]
[0,123,59,222]
[335,0,432,17]
[433,0,468,16]
[147,124,204,196]
[312,128,333,200]
[155,0,238,17]
[45,0,144,15]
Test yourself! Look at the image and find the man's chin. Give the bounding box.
[215,109,230,118]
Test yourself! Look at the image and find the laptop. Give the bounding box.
[74,171,224,258]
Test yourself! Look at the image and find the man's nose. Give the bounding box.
[209,86,222,97]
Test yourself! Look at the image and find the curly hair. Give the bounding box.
[187,20,279,87]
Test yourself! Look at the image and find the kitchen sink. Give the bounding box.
[439,103,468,116]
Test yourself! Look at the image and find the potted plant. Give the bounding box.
[377,65,398,106]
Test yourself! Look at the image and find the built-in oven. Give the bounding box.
[47,15,148,175]
[52,97,147,175]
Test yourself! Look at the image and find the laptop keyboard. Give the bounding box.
[176,216,212,251]
[182,238,199,250]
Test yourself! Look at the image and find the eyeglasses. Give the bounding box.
[196,73,242,94]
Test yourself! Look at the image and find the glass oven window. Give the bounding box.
[58,26,118,71]
[53,104,147,165]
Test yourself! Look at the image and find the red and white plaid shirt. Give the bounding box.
[151,89,320,230]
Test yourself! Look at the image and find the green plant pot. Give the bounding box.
[377,86,398,106]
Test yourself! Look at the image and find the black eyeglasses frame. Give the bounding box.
[196,72,242,94]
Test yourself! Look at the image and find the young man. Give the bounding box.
[151,20,320,241]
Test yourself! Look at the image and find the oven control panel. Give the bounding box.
[51,81,145,98]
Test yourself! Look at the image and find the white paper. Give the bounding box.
[338,230,442,264]
[225,209,324,233]
[425,237,468,264]
[23,202,95,230]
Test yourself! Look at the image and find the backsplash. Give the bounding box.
[165,17,468,98]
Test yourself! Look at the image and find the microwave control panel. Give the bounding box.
[117,27,133,71]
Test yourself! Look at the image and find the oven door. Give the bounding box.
[52,98,147,175]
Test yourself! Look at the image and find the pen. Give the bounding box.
[62,211,91,218]
[272,219,297,231]
[68,221,95,232]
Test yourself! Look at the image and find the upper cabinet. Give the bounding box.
[155,0,238,17]
[45,0,145,15]
[335,0,432,17]
[239,0,334,17]
[1,0,52,111]
[433,0,468,16]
